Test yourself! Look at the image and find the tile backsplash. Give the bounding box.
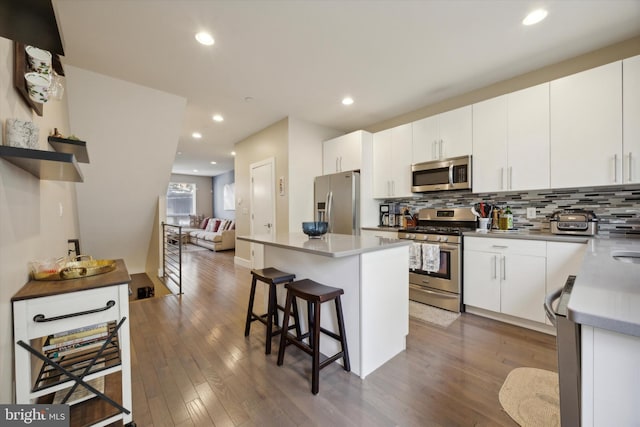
[386,184,640,236]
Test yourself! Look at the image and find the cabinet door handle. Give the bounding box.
[613,154,618,183]
[629,152,633,182]
[336,157,339,172]
[339,156,343,171]
[392,181,395,196]
[432,141,437,159]
[500,168,505,190]
[33,300,116,323]
[501,256,506,280]
[491,245,508,249]
[492,255,497,279]
[439,139,444,159]
[509,167,513,190]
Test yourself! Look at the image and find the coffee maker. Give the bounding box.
[379,204,391,226]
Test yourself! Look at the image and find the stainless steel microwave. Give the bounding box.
[411,155,472,193]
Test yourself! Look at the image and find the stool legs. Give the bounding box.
[244,276,258,337]
[311,301,321,395]
[245,275,301,355]
[277,291,294,366]
[334,297,350,372]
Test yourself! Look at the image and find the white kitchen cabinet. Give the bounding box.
[412,105,472,163]
[550,61,623,188]
[360,228,398,239]
[323,130,370,174]
[545,241,587,325]
[623,54,640,184]
[373,123,413,198]
[472,83,549,193]
[464,237,547,323]
[581,325,640,427]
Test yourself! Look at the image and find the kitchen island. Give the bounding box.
[238,232,410,378]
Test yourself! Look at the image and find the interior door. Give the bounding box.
[250,158,275,269]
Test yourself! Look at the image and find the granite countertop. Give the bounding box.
[361,226,402,232]
[568,237,640,337]
[238,232,411,258]
[463,229,591,244]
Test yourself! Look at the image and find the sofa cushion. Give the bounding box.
[200,217,210,229]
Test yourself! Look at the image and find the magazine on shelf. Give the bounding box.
[48,340,107,359]
[44,331,109,351]
[49,324,108,344]
[52,322,108,338]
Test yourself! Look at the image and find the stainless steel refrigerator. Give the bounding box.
[314,171,360,235]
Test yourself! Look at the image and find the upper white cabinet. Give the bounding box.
[623,55,640,184]
[412,106,472,163]
[472,83,550,193]
[550,61,623,188]
[373,123,413,198]
[323,130,370,174]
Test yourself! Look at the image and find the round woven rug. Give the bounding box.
[499,367,560,427]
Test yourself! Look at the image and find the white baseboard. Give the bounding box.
[234,256,251,268]
[465,306,556,335]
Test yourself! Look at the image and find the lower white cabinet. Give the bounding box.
[465,237,588,327]
[464,237,547,323]
[360,229,398,239]
[545,241,587,325]
[581,325,640,426]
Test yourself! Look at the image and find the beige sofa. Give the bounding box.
[184,217,235,251]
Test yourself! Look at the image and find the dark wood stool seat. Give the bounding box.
[244,268,301,354]
[277,279,350,395]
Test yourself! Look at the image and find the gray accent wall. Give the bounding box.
[213,170,235,220]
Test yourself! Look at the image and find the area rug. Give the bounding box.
[408,301,460,327]
[499,367,560,427]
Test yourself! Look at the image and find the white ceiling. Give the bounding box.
[52,0,640,177]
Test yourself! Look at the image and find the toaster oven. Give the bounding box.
[550,209,598,236]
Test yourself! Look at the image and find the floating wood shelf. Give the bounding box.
[0,146,83,182]
[48,136,90,163]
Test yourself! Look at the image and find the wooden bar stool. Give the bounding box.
[244,267,301,354]
[277,279,350,395]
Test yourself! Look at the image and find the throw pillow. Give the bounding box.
[212,219,222,232]
[200,217,210,229]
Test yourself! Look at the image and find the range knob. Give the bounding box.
[440,236,449,242]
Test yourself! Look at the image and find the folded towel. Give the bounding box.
[409,242,422,270]
[422,243,440,273]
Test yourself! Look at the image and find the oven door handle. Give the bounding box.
[544,287,563,327]
[410,284,448,296]
[438,245,459,251]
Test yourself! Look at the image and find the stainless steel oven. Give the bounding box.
[399,208,476,313]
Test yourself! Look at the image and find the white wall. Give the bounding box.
[288,117,341,231]
[0,37,79,402]
[65,66,186,273]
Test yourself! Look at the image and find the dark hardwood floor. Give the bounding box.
[128,249,558,426]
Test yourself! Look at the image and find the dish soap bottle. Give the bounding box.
[505,206,514,230]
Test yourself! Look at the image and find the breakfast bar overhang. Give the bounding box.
[238,232,410,379]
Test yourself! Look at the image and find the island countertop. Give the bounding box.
[568,237,640,337]
[238,232,411,258]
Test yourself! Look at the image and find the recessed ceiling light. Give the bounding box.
[342,97,354,106]
[177,151,182,155]
[231,151,236,156]
[192,132,202,139]
[195,32,214,46]
[193,169,199,173]
[522,9,548,26]
[210,161,217,165]
[212,114,224,122]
